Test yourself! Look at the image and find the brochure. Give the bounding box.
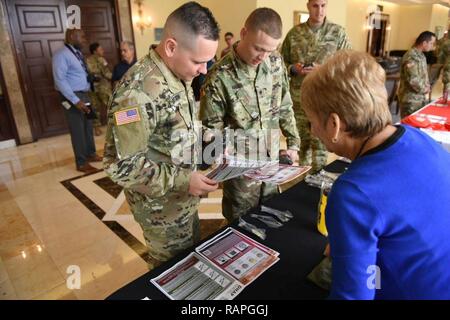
[206,155,311,185]
[151,227,279,300]
[244,164,311,185]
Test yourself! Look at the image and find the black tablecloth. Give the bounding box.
[107,160,349,300]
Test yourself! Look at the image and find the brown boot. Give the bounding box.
[76,163,98,174]
[94,127,102,136]
[87,154,103,162]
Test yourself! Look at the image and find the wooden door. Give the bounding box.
[68,0,120,68]
[6,0,69,138]
[6,0,120,139]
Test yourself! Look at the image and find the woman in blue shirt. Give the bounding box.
[300,50,450,299]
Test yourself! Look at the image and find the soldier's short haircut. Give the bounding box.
[89,42,100,54]
[415,31,436,46]
[121,41,135,51]
[301,50,392,138]
[245,8,282,40]
[164,1,220,48]
[225,32,234,38]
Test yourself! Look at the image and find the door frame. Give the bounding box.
[114,0,135,45]
[0,62,19,144]
[366,12,391,57]
[3,0,37,141]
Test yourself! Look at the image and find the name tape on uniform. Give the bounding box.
[114,107,141,126]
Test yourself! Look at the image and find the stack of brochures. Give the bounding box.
[151,227,280,300]
[206,155,311,187]
[244,164,311,186]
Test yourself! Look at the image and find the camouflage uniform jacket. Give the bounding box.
[200,43,300,158]
[281,19,351,102]
[103,49,199,223]
[86,54,112,91]
[436,37,448,65]
[398,47,430,103]
[437,38,450,90]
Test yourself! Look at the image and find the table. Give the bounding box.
[402,98,450,152]
[107,160,349,300]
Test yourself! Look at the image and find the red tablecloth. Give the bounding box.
[402,98,450,131]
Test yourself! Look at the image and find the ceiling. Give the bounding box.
[382,0,450,6]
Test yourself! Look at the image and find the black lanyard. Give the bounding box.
[65,43,88,76]
[355,136,372,159]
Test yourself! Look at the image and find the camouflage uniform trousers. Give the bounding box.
[222,176,278,223]
[399,96,427,119]
[125,190,200,270]
[294,102,328,172]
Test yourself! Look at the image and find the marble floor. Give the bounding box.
[0,82,442,300]
[0,130,227,300]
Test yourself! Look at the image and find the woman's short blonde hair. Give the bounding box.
[301,50,392,138]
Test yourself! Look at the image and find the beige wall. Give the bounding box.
[396,5,432,50]
[131,0,257,59]
[130,0,187,59]
[430,4,449,39]
[257,0,347,40]
[345,1,448,52]
[130,1,448,58]
[130,0,349,58]
[203,0,257,55]
[346,0,400,52]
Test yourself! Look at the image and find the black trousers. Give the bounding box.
[62,93,96,167]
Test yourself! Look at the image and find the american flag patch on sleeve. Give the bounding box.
[114,107,141,126]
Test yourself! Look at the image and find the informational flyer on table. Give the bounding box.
[196,228,279,286]
[151,252,244,300]
[151,228,280,300]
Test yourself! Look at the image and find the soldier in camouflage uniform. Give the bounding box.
[87,43,112,135]
[435,33,447,65]
[437,34,450,95]
[200,8,300,222]
[281,0,351,172]
[103,2,220,269]
[398,31,436,118]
